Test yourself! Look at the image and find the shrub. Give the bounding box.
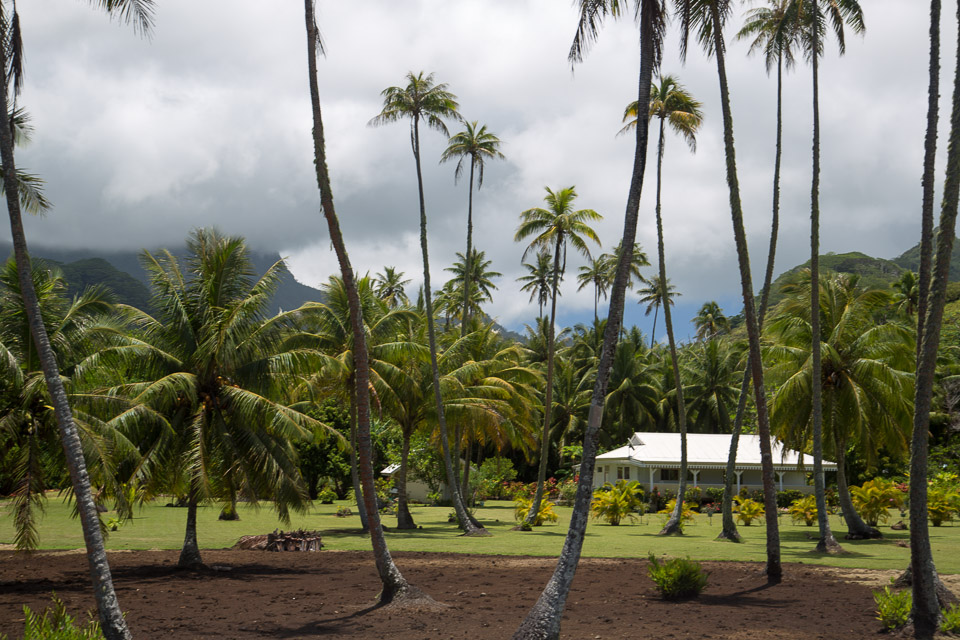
[11,595,104,640]
[477,456,518,500]
[648,486,667,512]
[646,554,708,600]
[788,495,818,527]
[703,487,725,506]
[850,478,903,526]
[942,604,960,634]
[514,497,559,526]
[776,489,805,510]
[927,489,957,527]
[683,485,702,507]
[558,479,579,504]
[657,499,695,522]
[318,487,337,504]
[872,586,910,631]
[335,506,352,517]
[590,480,643,525]
[734,497,764,526]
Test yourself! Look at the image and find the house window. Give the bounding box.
[616,466,631,480]
[661,469,679,481]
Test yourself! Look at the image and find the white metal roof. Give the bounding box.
[596,432,836,470]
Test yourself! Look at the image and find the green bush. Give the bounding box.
[788,495,818,526]
[776,489,805,510]
[514,497,559,526]
[703,487,725,506]
[942,604,960,634]
[558,479,579,503]
[646,554,708,600]
[318,487,337,504]
[590,481,643,525]
[850,478,903,526]
[734,497,764,526]
[4,595,105,640]
[477,456,518,500]
[872,586,910,631]
[928,487,959,527]
[683,485,702,507]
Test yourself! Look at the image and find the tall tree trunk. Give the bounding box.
[395,426,416,529]
[349,391,369,531]
[910,2,946,634]
[832,429,879,539]
[411,117,487,536]
[654,117,688,536]
[650,304,658,346]
[0,32,131,640]
[718,54,785,544]
[524,237,563,525]
[178,486,203,568]
[809,21,844,555]
[512,6,656,636]
[461,159,476,336]
[708,1,781,581]
[461,438,473,505]
[303,1,422,603]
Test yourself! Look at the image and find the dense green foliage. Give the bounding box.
[646,554,709,600]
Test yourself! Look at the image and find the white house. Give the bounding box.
[595,432,836,494]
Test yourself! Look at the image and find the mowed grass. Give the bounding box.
[1,495,958,573]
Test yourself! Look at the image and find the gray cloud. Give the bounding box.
[1,0,950,339]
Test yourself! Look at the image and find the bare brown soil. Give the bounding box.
[0,549,947,639]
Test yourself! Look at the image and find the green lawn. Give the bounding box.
[2,496,958,573]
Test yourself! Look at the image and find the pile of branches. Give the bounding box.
[232,529,323,552]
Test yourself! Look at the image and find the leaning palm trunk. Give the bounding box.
[395,426,416,529]
[524,239,562,526]
[349,398,369,530]
[718,55,785,543]
[512,7,658,637]
[654,117,688,536]
[0,27,131,640]
[832,430,879,539]
[178,486,203,568]
[707,1,781,581]
[911,1,960,629]
[303,0,421,602]
[411,118,487,536]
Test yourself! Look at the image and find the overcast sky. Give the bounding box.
[2,1,952,339]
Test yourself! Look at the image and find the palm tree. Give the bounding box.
[577,256,609,322]
[719,0,802,545]
[683,339,742,434]
[512,3,667,636]
[891,270,920,317]
[515,186,601,525]
[443,248,502,326]
[518,249,556,319]
[440,121,505,336]
[293,275,418,530]
[910,1,949,632]
[303,1,422,601]
[0,3,152,637]
[791,0,864,556]
[369,72,486,536]
[676,0,782,580]
[636,274,679,346]
[95,231,325,569]
[767,272,913,540]
[0,259,119,550]
[643,72,703,535]
[599,241,650,295]
[373,266,411,308]
[693,301,729,340]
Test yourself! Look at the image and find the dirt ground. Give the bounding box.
[1,548,956,639]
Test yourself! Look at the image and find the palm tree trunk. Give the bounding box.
[512,5,657,636]
[0,31,131,640]
[178,486,203,568]
[524,237,563,525]
[707,1,781,581]
[395,426,416,529]
[461,160,475,337]
[808,15,844,556]
[654,117,688,536]
[910,2,947,634]
[832,430,879,539]
[303,0,420,603]
[718,54,785,544]
[349,392,370,531]
[650,304,658,346]
[411,117,487,537]
[461,438,473,505]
